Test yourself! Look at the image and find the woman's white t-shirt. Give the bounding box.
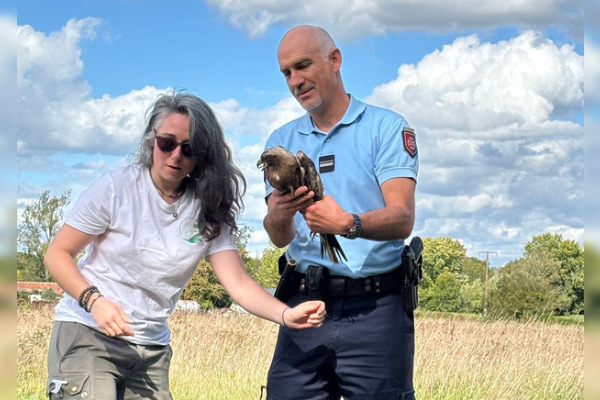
[54,164,236,345]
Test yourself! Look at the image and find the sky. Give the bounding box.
[11,0,588,267]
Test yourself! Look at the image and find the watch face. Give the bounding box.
[347,227,360,239]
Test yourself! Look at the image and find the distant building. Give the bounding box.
[17,281,64,296]
[175,300,200,312]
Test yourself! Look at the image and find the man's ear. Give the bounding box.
[330,48,342,72]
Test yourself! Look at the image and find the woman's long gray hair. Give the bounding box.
[133,90,246,241]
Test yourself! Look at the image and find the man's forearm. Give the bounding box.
[264,212,296,248]
[359,206,415,241]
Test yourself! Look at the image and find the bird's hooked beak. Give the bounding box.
[256,157,266,170]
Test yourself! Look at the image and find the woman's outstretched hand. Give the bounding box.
[283,301,326,329]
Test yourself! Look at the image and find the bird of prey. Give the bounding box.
[257,146,347,264]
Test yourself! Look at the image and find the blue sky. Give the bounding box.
[13,0,587,266]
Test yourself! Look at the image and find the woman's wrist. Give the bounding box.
[86,292,104,312]
[281,307,290,327]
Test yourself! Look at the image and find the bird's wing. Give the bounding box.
[296,151,324,200]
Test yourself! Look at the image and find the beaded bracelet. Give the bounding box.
[81,287,99,310]
[77,285,98,308]
[86,293,104,313]
[281,307,290,328]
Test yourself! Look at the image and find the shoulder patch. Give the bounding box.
[402,127,417,158]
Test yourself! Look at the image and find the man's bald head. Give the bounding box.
[278,25,336,61]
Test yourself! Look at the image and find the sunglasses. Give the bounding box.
[155,135,194,158]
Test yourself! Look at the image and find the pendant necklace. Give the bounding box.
[150,175,185,218]
[154,184,184,200]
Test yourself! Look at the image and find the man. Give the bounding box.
[262,25,419,400]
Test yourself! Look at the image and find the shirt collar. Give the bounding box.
[297,94,366,135]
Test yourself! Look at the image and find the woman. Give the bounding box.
[44,91,325,399]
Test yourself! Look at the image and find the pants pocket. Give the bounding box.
[47,373,90,399]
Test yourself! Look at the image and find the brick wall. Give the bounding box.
[17,281,64,295]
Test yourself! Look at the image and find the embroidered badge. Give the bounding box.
[402,127,417,158]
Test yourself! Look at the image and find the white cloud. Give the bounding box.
[366,31,583,261]
[206,0,583,40]
[17,18,165,158]
[15,17,583,265]
[212,96,304,145]
[367,32,583,131]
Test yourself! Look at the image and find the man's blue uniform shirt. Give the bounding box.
[264,95,419,277]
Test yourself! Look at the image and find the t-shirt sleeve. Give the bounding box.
[204,227,237,257]
[374,114,419,185]
[65,172,114,235]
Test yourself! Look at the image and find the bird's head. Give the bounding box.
[256,146,295,171]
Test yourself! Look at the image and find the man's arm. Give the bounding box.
[263,186,315,248]
[303,177,416,241]
[360,177,415,240]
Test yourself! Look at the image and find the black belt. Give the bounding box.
[295,269,400,298]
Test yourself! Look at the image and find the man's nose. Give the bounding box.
[289,71,305,88]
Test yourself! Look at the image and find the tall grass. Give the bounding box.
[18,304,583,399]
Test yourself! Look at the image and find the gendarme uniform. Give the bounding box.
[264,94,419,400]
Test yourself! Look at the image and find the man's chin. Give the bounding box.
[299,99,322,113]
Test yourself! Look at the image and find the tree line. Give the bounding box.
[18,191,584,319]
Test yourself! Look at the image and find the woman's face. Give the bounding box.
[151,113,196,187]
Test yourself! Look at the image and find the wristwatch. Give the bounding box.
[344,213,363,239]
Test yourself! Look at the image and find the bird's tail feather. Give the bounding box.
[320,234,347,264]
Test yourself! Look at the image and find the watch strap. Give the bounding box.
[344,213,362,239]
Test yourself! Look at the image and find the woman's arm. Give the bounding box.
[207,249,325,328]
[44,224,134,336]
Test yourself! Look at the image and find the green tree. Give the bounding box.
[181,259,232,309]
[181,225,262,309]
[419,237,465,312]
[524,233,584,314]
[488,251,571,319]
[253,243,285,289]
[420,270,461,312]
[462,256,487,283]
[457,256,487,314]
[17,190,71,282]
[421,237,466,283]
[459,279,484,313]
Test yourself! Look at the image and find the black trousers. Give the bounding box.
[266,291,415,400]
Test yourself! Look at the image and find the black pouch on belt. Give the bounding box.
[306,265,329,300]
[274,255,298,303]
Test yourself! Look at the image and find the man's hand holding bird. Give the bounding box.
[258,146,347,264]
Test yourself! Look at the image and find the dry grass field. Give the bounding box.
[17,303,583,399]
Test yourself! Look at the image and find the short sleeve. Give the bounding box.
[65,172,115,235]
[373,114,419,185]
[204,227,237,257]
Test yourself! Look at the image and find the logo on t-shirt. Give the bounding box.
[180,218,203,243]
